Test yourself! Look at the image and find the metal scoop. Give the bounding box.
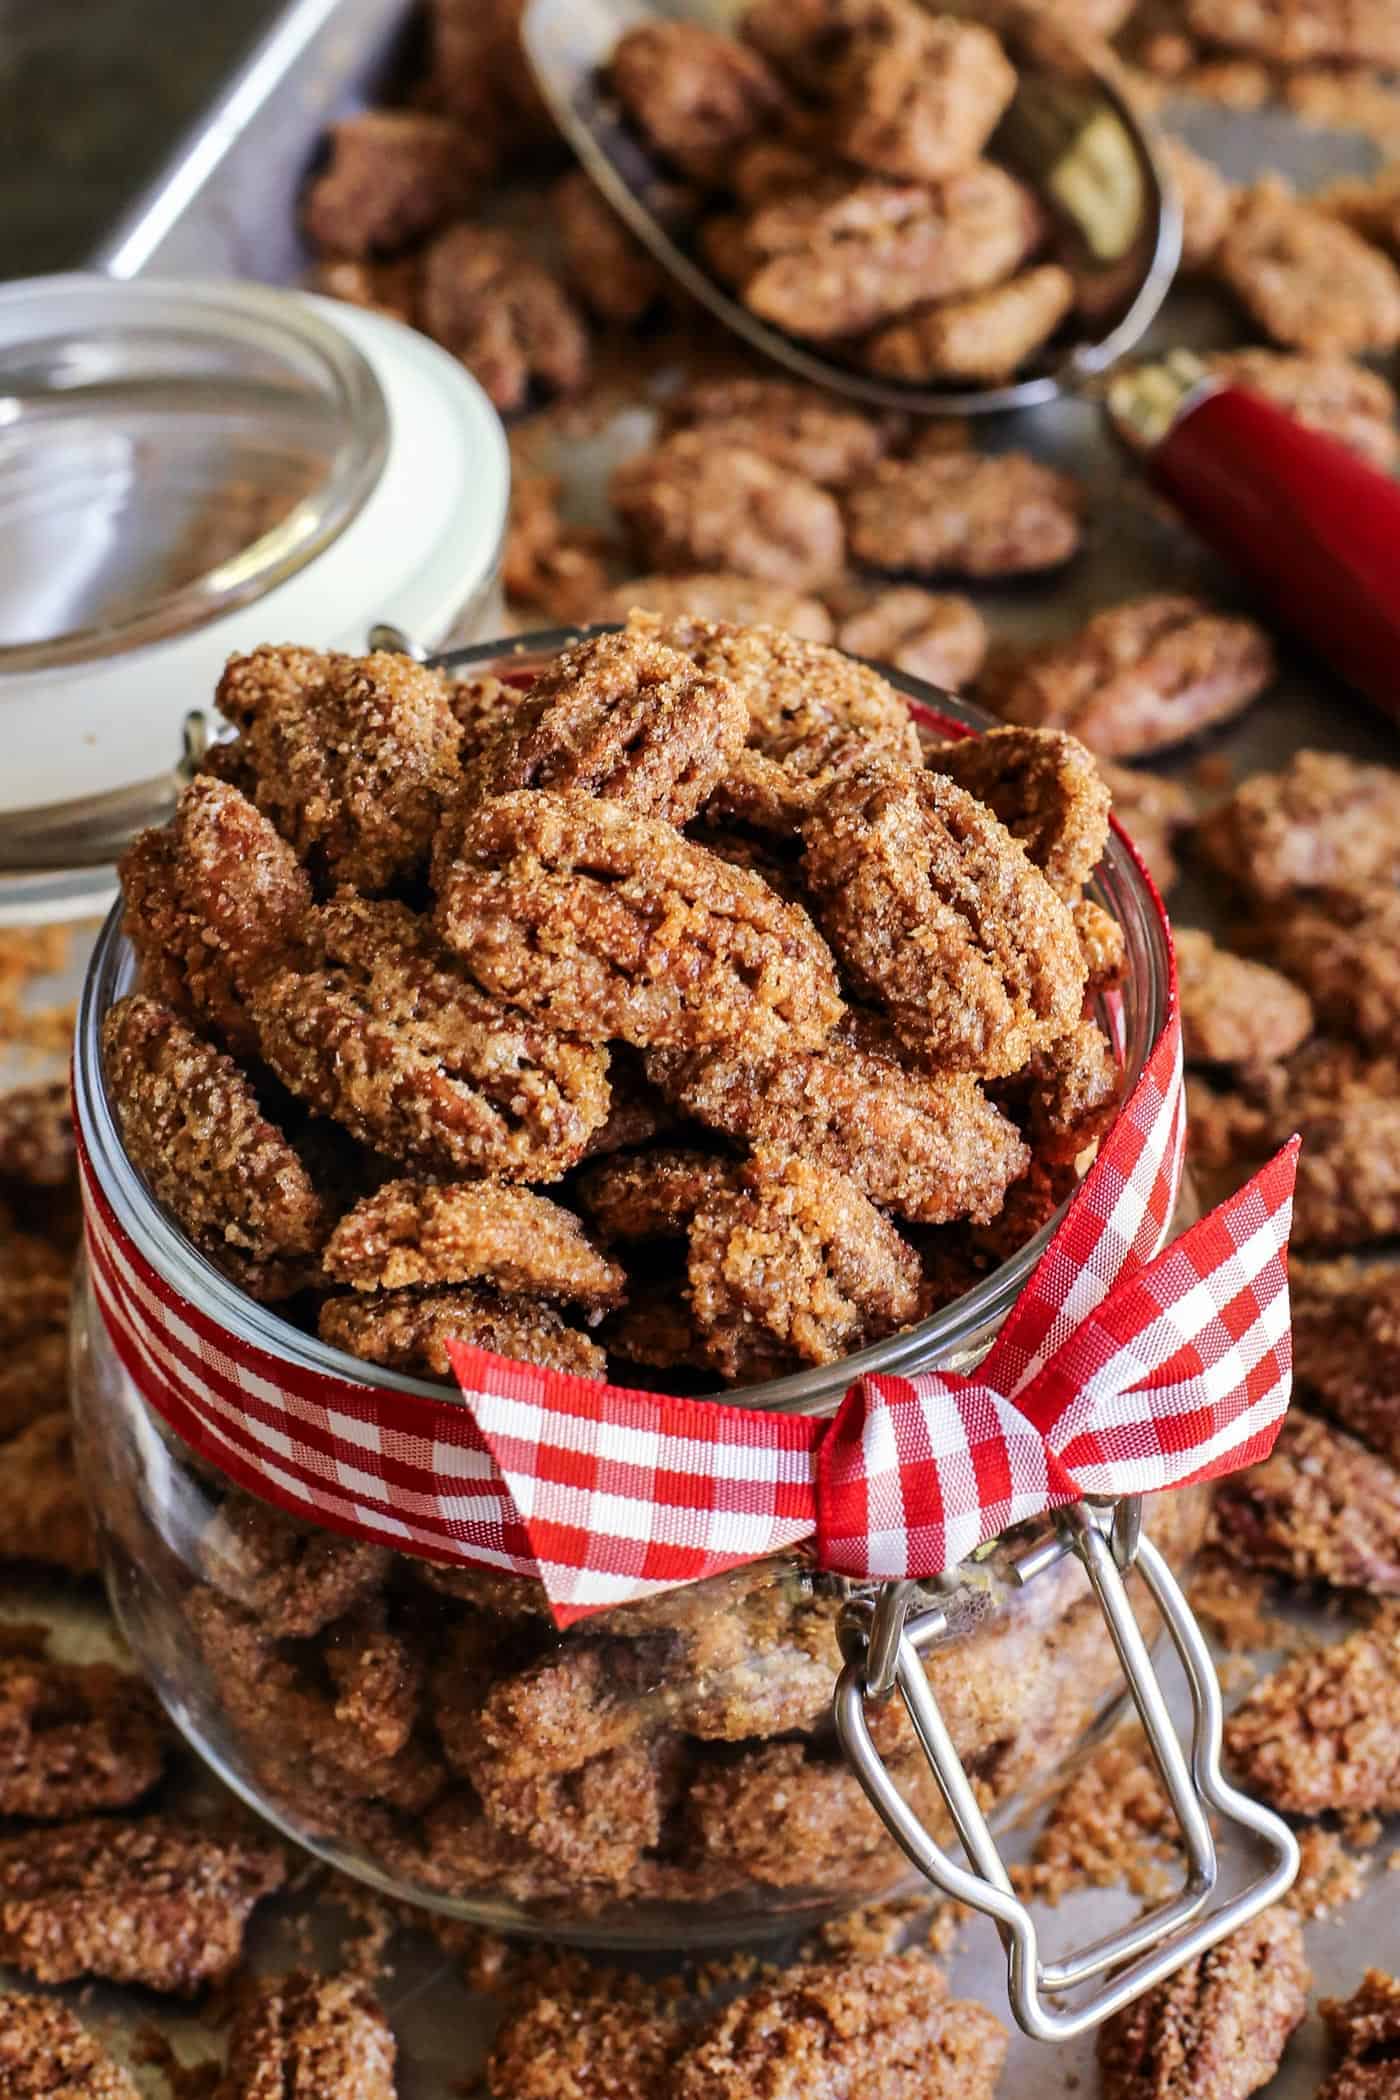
[520,0,1181,415]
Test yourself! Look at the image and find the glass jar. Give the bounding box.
[70,645,1207,1947]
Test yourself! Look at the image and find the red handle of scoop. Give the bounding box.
[1144,381,1400,724]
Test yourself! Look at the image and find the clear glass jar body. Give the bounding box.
[70,653,1203,1945]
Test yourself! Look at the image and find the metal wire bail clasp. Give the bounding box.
[832,1499,1299,2042]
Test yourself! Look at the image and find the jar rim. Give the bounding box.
[72,632,1174,1421]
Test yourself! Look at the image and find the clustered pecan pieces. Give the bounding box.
[1319,1970,1400,2100]
[0,1994,140,2100]
[0,1415,96,1578]
[0,1651,169,1820]
[1096,1907,1309,2100]
[1226,1611,1400,1816]
[216,1970,397,2100]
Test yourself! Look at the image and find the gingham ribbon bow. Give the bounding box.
[78,998,1299,1629]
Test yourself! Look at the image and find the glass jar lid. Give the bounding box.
[0,274,510,924]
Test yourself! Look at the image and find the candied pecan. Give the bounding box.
[1207,347,1400,471]
[1011,1018,1122,1165]
[1023,1732,1180,1906]
[437,790,845,1056]
[477,1737,668,1888]
[660,376,891,486]
[0,1656,167,1820]
[674,1953,1007,2100]
[503,470,612,628]
[324,1178,626,1308]
[302,109,487,257]
[1225,1612,1400,1815]
[0,1995,139,2100]
[1319,1970,1400,2100]
[0,1815,285,1994]
[1075,898,1128,995]
[610,437,845,592]
[0,1079,73,1190]
[687,1144,922,1377]
[602,1280,709,1372]
[576,1147,735,1243]
[215,644,463,892]
[488,1966,683,2100]
[1266,886,1400,1049]
[845,449,1081,579]
[980,596,1275,759]
[577,1051,678,1160]
[450,1638,669,1811]
[611,20,787,182]
[553,166,666,324]
[0,1231,69,1428]
[418,223,590,414]
[731,130,831,207]
[1162,135,1234,272]
[102,995,328,1300]
[422,0,551,143]
[685,1739,898,1887]
[699,211,764,288]
[1214,178,1400,355]
[925,724,1112,900]
[447,671,531,762]
[1096,1906,1309,2100]
[120,777,313,1058]
[320,1284,606,1380]
[968,1155,1079,1264]
[649,1039,1029,1224]
[197,1493,390,1639]
[741,164,1044,339]
[1289,1058,1400,1250]
[862,264,1075,384]
[599,572,834,641]
[1097,757,1195,895]
[832,4,1016,184]
[455,625,748,825]
[738,0,880,93]
[0,1414,95,1576]
[1213,1409,1400,1594]
[314,255,417,325]
[1174,926,1314,1066]
[1198,749,1400,902]
[250,895,611,1181]
[801,760,1085,1076]
[219,1971,395,2100]
[1187,0,1400,66]
[1293,1259,1400,1463]
[835,587,988,689]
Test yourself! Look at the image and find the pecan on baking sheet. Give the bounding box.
[0,1995,140,2100]
[1225,1611,1400,1815]
[418,223,590,414]
[217,1971,396,2100]
[1173,926,1315,1066]
[599,572,834,642]
[1212,1408,1400,1595]
[1265,886,1400,1049]
[1318,1969,1400,2100]
[610,436,846,592]
[660,375,893,487]
[1292,1259,1400,1465]
[844,450,1082,579]
[834,586,988,690]
[1213,177,1400,355]
[1198,748,1400,902]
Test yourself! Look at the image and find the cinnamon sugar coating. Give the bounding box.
[1198,749,1400,902]
[0,1996,140,2100]
[215,645,463,893]
[832,5,1016,184]
[1293,1259,1400,1464]
[611,437,846,592]
[660,377,890,488]
[862,264,1075,384]
[302,108,487,257]
[801,760,1085,1077]
[456,626,748,827]
[324,1178,626,1308]
[418,223,590,414]
[218,1970,396,2100]
[553,167,666,325]
[120,777,314,1058]
[675,1953,1007,2100]
[1214,1409,1400,1595]
[489,1965,683,2100]
[611,20,787,182]
[320,1284,606,1379]
[741,166,1043,340]
[1075,898,1128,995]
[250,895,611,1181]
[1096,1907,1309,2100]
[198,1494,390,1639]
[0,1814,285,1994]
[979,596,1275,759]
[1012,1018,1123,1165]
[0,1655,168,1819]
[0,1414,96,1576]
[1319,1970,1400,2100]
[1266,886,1400,1048]
[600,573,834,642]
[844,450,1082,579]
[1225,1613,1400,1815]
[437,789,845,1057]
[686,1145,922,1377]
[1214,177,1400,355]
[576,1147,736,1242]
[0,1078,74,1191]
[102,995,328,1300]
[1174,926,1315,1066]
[835,587,988,690]
[925,724,1111,900]
[648,1039,1029,1224]
[1207,347,1400,471]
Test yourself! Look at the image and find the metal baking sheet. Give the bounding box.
[9,1,1396,2087]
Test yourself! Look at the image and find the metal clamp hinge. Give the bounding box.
[832,1500,1299,2042]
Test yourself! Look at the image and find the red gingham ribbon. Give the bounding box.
[76,999,1298,1628]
